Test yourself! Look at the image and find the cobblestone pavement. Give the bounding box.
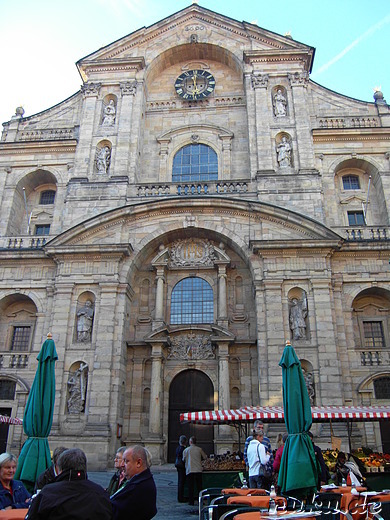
[89,465,198,519]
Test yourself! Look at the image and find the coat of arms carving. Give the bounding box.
[168,333,215,359]
[169,239,216,268]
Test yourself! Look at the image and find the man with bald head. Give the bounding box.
[110,445,157,520]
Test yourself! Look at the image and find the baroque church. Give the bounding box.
[0,4,389,468]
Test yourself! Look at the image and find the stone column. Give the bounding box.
[217,264,228,326]
[149,343,163,435]
[74,82,101,177]
[154,266,166,328]
[244,72,259,179]
[218,342,230,410]
[288,72,315,170]
[115,81,137,178]
[251,74,273,173]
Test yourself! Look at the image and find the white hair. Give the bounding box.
[0,452,16,468]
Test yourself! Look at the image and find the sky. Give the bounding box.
[1,0,389,126]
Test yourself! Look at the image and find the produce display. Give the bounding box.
[202,452,245,471]
[323,448,390,474]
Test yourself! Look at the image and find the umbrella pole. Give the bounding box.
[347,419,352,453]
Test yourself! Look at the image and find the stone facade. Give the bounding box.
[0,5,389,468]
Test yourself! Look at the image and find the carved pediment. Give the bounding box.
[77,5,314,81]
[168,332,215,360]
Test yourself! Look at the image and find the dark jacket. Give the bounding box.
[0,479,31,509]
[25,469,113,520]
[35,465,56,492]
[111,468,157,520]
[106,470,126,497]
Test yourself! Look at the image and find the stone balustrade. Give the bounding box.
[359,350,388,366]
[0,353,29,369]
[1,236,47,249]
[137,180,249,197]
[317,116,380,129]
[335,226,390,241]
[16,127,78,141]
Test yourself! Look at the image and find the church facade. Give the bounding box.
[0,5,389,468]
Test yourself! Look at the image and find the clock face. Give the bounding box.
[175,69,216,100]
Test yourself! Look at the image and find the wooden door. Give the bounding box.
[168,369,214,462]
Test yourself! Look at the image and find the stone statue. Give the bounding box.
[289,297,307,340]
[273,89,287,117]
[67,363,88,414]
[102,99,116,126]
[76,300,94,342]
[96,146,111,174]
[277,136,292,167]
[303,370,315,405]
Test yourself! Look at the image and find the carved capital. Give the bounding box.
[120,81,137,96]
[81,82,101,97]
[251,73,269,89]
[288,72,309,87]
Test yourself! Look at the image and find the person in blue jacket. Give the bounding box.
[0,452,31,510]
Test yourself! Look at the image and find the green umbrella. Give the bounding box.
[277,340,318,498]
[15,333,58,492]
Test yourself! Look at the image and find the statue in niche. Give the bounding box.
[289,297,307,340]
[96,146,111,174]
[76,300,94,342]
[276,136,292,167]
[67,363,88,414]
[303,369,315,405]
[273,89,287,117]
[102,99,116,126]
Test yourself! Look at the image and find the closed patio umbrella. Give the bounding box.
[15,333,58,492]
[277,340,318,498]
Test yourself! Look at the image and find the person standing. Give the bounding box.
[247,431,270,489]
[308,431,329,489]
[107,447,127,497]
[110,445,157,520]
[182,436,207,506]
[175,435,187,503]
[244,420,273,490]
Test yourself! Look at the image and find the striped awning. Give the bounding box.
[180,405,390,424]
[0,414,23,425]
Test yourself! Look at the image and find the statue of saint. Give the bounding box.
[303,370,315,405]
[273,89,287,117]
[102,100,116,126]
[96,146,111,174]
[289,297,307,340]
[67,363,88,414]
[277,136,292,167]
[76,300,94,342]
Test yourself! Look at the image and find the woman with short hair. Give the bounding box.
[0,452,31,510]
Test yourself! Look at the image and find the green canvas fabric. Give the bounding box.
[277,342,319,498]
[15,338,58,491]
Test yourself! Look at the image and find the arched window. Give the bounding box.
[172,144,218,183]
[342,175,360,190]
[170,277,213,324]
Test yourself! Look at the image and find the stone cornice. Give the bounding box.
[244,50,314,72]
[0,140,78,155]
[78,57,145,82]
[44,244,133,258]
[313,128,390,143]
[251,242,341,254]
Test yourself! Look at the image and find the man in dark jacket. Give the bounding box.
[25,448,112,520]
[34,446,67,492]
[110,445,157,520]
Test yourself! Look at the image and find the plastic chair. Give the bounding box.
[199,488,224,515]
[219,507,264,520]
[199,504,264,520]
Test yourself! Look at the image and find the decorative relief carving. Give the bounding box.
[169,239,216,267]
[288,72,309,87]
[120,81,137,96]
[81,82,101,97]
[251,74,269,89]
[168,333,215,359]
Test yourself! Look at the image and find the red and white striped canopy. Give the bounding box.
[0,414,23,425]
[180,405,390,424]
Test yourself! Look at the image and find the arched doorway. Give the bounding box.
[168,369,214,462]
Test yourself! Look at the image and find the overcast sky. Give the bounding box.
[1,0,389,125]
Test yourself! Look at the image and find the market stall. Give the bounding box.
[180,404,390,489]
